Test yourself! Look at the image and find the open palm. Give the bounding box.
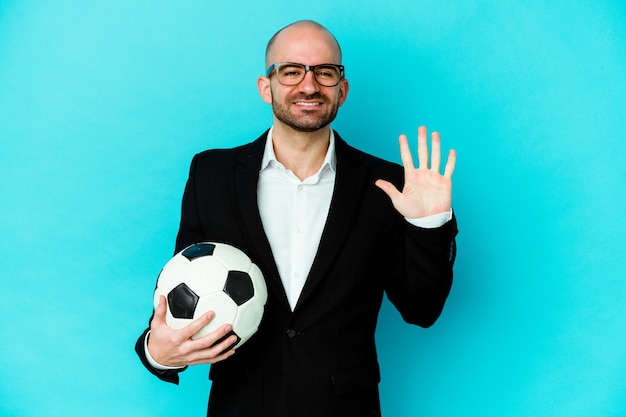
[375,126,456,219]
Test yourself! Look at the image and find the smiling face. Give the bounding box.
[258,21,349,133]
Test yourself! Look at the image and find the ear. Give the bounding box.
[257,76,273,104]
[337,78,349,107]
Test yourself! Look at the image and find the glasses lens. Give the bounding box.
[276,64,306,85]
[275,64,342,87]
[313,65,342,86]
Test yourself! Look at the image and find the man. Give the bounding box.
[136,20,458,417]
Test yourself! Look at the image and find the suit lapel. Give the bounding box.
[294,134,369,311]
[233,133,291,313]
[232,131,371,314]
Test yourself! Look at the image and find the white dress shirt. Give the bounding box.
[145,126,452,369]
[257,127,337,310]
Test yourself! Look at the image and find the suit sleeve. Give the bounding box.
[385,213,458,328]
[175,153,207,253]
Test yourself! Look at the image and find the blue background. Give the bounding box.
[1,1,625,416]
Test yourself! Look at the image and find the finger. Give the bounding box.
[190,323,236,356]
[210,330,239,352]
[189,325,237,365]
[152,295,168,326]
[443,149,457,178]
[212,347,237,362]
[417,126,428,169]
[375,179,402,200]
[179,310,216,340]
[190,341,237,365]
[398,134,415,170]
[431,131,441,173]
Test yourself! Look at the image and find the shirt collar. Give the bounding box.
[260,126,337,175]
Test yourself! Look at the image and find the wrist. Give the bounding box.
[144,331,185,370]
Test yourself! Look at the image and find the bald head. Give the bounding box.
[264,20,342,68]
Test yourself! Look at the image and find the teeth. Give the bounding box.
[296,102,320,106]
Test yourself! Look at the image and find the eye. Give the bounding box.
[315,66,339,79]
[278,65,304,79]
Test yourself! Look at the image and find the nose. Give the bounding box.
[297,69,320,94]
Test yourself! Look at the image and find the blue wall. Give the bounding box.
[1,1,625,416]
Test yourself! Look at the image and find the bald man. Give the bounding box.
[136,20,458,417]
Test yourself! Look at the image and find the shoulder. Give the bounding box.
[190,131,268,169]
[334,131,403,183]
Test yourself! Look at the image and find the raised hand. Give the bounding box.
[375,126,456,219]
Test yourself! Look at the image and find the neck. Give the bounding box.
[271,123,331,181]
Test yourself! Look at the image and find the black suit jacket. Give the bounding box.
[136,130,458,417]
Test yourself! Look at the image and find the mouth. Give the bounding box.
[293,100,325,110]
[290,93,327,108]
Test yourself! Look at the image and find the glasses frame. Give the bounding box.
[265,62,345,87]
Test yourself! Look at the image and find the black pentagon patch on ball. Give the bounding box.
[182,243,216,260]
[168,283,200,319]
[223,271,254,306]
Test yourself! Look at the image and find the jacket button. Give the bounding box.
[286,329,297,339]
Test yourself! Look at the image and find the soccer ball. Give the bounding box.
[154,242,267,349]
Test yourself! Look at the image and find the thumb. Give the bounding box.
[375,179,401,200]
[153,295,168,325]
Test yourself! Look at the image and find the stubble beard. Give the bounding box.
[272,93,339,133]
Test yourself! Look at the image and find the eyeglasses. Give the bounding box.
[265,62,345,87]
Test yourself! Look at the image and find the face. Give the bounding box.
[258,23,349,133]
[269,78,341,132]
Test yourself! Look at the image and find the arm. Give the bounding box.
[390,214,457,327]
[376,126,458,327]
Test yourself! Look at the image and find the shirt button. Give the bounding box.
[297,185,303,191]
[286,329,297,339]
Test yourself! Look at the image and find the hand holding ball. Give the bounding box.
[154,242,267,349]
